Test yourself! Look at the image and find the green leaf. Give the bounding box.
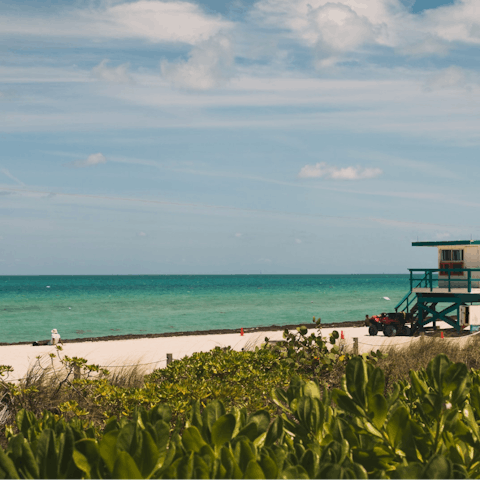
[153,420,170,453]
[112,451,143,479]
[193,455,210,479]
[117,423,138,455]
[58,427,75,477]
[386,406,409,449]
[247,411,270,436]
[265,417,283,447]
[370,394,388,430]
[237,423,258,442]
[234,439,256,473]
[189,401,203,430]
[72,449,91,479]
[176,451,195,479]
[244,460,266,479]
[332,389,364,417]
[99,431,119,474]
[391,463,423,479]
[300,449,319,478]
[211,414,236,448]
[366,367,385,399]
[319,463,343,479]
[183,426,207,453]
[351,463,368,479]
[16,410,37,440]
[259,453,278,479]
[36,429,58,479]
[462,404,480,441]
[220,446,242,479]
[0,447,19,479]
[281,465,309,479]
[444,363,470,406]
[137,430,159,478]
[149,403,172,424]
[18,438,39,479]
[422,455,452,479]
[345,357,368,409]
[409,370,428,397]
[426,354,451,393]
[203,401,226,440]
[271,388,290,412]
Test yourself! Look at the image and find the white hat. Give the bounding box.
[51,329,58,334]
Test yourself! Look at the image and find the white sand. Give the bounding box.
[0,325,471,382]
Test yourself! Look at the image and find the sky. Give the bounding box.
[2,0,480,275]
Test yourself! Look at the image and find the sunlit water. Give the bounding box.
[0,275,410,344]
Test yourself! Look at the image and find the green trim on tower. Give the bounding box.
[412,240,480,246]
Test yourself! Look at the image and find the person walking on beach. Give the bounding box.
[50,329,61,345]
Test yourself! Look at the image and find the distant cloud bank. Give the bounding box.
[92,60,133,84]
[298,162,382,180]
[68,153,107,168]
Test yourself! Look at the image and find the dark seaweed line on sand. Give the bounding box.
[0,320,365,346]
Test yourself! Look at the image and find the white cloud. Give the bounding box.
[235,232,242,237]
[251,0,400,49]
[92,60,133,84]
[251,0,480,64]
[307,3,377,52]
[398,36,450,58]
[423,0,480,45]
[0,1,231,45]
[295,238,302,244]
[298,162,382,180]
[138,231,147,237]
[161,35,234,90]
[424,66,475,92]
[1,168,25,186]
[68,153,107,168]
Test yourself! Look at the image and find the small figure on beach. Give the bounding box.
[50,329,61,345]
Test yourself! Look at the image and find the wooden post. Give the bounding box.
[74,365,81,380]
[166,353,172,366]
[353,338,358,355]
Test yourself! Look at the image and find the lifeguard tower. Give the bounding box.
[395,240,480,333]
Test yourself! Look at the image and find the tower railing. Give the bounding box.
[409,268,480,293]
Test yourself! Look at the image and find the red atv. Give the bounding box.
[367,313,411,337]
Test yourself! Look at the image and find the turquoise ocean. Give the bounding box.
[0,275,411,344]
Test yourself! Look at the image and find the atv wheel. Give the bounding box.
[384,325,397,337]
[368,325,378,336]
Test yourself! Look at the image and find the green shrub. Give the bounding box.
[1,353,480,478]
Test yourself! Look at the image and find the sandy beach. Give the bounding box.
[0,322,473,382]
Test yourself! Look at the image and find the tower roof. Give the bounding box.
[412,240,480,247]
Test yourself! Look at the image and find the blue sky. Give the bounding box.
[2,0,480,275]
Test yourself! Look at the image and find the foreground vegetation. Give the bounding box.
[1,322,480,477]
[0,353,479,478]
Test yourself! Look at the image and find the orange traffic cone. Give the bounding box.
[241,328,244,336]
[341,331,344,340]
[441,331,444,339]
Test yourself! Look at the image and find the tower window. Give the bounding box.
[441,249,464,261]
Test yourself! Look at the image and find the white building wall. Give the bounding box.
[437,245,480,285]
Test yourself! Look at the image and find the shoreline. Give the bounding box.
[0,320,366,346]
